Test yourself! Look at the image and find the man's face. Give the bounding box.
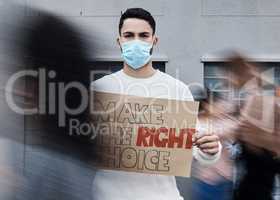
[118,18,157,46]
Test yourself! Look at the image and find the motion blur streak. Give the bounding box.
[0,2,98,200]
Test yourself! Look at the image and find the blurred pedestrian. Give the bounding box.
[226,54,280,200]
[192,89,235,200]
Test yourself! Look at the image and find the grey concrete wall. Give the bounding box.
[3,0,280,83]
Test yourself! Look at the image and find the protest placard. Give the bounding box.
[90,91,199,177]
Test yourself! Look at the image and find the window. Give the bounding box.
[204,62,279,104]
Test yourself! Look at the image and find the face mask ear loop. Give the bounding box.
[118,38,123,53]
[150,38,157,55]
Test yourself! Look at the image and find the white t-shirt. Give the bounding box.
[91,69,221,200]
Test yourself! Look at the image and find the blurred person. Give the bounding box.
[19,8,94,146]
[91,8,222,200]
[1,6,97,200]
[225,55,280,200]
[192,89,235,200]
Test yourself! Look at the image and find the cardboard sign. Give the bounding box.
[90,91,199,177]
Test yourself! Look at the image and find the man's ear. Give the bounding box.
[117,37,122,51]
[150,36,158,54]
[153,36,159,46]
[117,37,121,46]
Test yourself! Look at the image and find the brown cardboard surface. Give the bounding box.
[90,91,199,177]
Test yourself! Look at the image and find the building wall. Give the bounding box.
[2,0,280,83]
[23,0,280,83]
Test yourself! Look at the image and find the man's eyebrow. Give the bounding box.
[139,32,151,34]
[122,31,151,35]
[122,31,134,35]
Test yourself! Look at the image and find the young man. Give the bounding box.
[91,8,222,200]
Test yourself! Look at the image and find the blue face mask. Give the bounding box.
[121,40,153,70]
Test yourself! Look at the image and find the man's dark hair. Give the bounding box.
[119,8,156,35]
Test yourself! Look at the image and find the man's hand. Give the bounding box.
[193,133,220,155]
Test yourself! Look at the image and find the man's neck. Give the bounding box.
[123,62,156,78]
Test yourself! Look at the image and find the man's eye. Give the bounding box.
[139,34,150,39]
[124,35,133,38]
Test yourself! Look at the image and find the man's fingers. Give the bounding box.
[193,132,211,143]
[195,132,212,139]
[194,134,220,155]
[196,135,219,145]
[199,141,219,149]
[201,148,219,155]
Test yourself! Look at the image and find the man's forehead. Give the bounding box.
[121,18,153,34]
